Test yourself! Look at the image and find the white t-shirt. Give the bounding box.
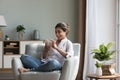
[47,38,74,66]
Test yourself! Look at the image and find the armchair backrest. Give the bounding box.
[25,43,45,59]
[25,43,80,58]
[73,43,80,57]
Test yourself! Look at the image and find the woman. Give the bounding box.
[18,22,74,73]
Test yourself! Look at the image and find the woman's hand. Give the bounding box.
[50,39,57,49]
[44,40,51,51]
[50,39,68,58]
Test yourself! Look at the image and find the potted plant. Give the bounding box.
[95,61,102,76]
[16,25,26,40]
[5,35,10,40]
[92,42,115,62]
[91,42,115,75]
[16,25,25,33]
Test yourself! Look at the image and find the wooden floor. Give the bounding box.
[0,70,14,80]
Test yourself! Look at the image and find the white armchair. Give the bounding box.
[12,43,81,80]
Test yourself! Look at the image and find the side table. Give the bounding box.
[87,73,120,80]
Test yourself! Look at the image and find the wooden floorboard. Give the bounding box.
[0,70,14,80]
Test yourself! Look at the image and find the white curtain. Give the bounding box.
[83,0,98,80]
[116,0,120,73]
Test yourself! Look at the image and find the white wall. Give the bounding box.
[96,0,116,47]
[0,0,78,42]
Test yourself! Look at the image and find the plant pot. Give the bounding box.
[6,37,10,40]
[101,63,116,76]
[96,67,102,76]
[18,31,24,40]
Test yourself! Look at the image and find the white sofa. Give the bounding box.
[12,43,81,80]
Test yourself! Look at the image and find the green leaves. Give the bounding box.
[16,25,26,32]
[92,42,115,61]
[92,49,101,53]
[99,43,107,53]
[95,61,102,68]
[107,42,113,49]
[5,35,9,38]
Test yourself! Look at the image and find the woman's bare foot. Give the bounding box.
[18,67,30,73]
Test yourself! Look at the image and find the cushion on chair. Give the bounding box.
[20,71,61,80]
[73,43,80,56]
[25,43,45,59]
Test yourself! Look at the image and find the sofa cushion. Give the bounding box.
[25,43,45,59]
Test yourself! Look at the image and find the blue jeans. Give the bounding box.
[20,54,62,72]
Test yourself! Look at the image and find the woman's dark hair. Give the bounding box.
[55,22,70,35]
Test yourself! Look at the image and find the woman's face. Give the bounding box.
[55,27,66,40]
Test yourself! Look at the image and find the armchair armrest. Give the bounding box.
[60,56,79,80]
[12,57,23,80]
